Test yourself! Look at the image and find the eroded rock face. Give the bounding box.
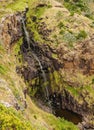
[57,36,94,75]
[0,13,22,50]
[19,19,94,129]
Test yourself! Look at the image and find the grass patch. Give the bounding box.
[26,1,47,42]
[34,6,47,18]
[0,0,37,19]
[64,0,89,14]
[0,65,8,75]
[66,85,79,97]
[43,114,79,130]
[76,30,87,40]
[6,0,27,12]
[14,38,23,54]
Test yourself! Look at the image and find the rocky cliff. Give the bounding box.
[0,13,22,50]
[18,0,94,129]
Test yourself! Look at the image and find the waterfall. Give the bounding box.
[32,53,49,99]
[21,18,49,100]
[21,19,30,50]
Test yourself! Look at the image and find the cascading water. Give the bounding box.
[21,19,30,50]
[31,53,49,99]
[21,18,49,100]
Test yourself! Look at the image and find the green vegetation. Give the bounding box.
[49,71,63,92]
[65,85,80,98]
[63,0,89,14]
[85,11,94,20]
[6,0,27,12]
[0,0,37,13]
[0,104,32,130]
[92,78,94,84]
[14,38,23,65]
[14,38,23,54]
[62,72,94,107]
[0,65,8,75]
[76,30,87,40]
[35,6,47,18]
[58,23,87,47]
[58,22,65,29]
[56,0,94,20]
[63,32,76,47]
[56,11,64,21]
[0,45,9,75]
[28,78,39,97]
[90,21,94,28]
[26,1,52,42]
[44,114,79,130]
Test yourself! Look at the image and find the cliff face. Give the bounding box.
[58,36,94,75]
[18,0,94,129]
[0,0,80,130]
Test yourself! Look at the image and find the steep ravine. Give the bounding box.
[0,0,94,130]
[19,14,94,130]
[18,1,94,130]
[0,1,79,130]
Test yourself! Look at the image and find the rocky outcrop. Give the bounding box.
[57,35,94,75]
[0,13,22,50]
[61,89,88,116]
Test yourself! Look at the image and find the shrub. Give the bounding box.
[64,0,89,14]
[0,65,8,75]
[90,21,94,28]
[58,22,65,29]
[92,78,94,84]
[76,30,87,40]
[62,32,76,47]
[59,29,65,35]
[0,104,32,130]
[85,11,94,20]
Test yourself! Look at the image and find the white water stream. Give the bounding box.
[22,19,49,99]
